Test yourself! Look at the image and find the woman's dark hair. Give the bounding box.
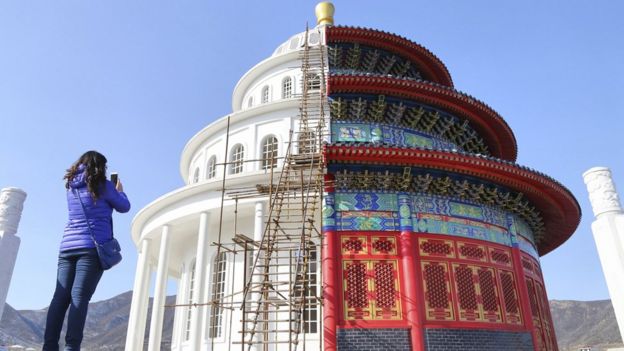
[64,151,108,199]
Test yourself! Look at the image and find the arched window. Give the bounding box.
[305,73,321,92]
[298,129,316,154]
[282,77,292,99]
[208,252,227,338]
[247,96,254,108]
[184,261,196,341]
[206,156,217,179]
[230,144,244,174]
[261,86,269,104]
[261,135,278,170]
[192,167,200,183]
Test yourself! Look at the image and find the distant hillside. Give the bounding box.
[2,293,623,350]
[551,299,623,351]
[0,291,174,350]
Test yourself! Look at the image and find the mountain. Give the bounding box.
[2,293,623,350]
[0,291,174,350]
[551,299,623,351]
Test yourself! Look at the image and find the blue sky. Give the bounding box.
[1,1,622,310]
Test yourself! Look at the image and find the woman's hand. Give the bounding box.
[116,180,124,193]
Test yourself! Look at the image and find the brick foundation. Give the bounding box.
[337,328,411,351]
[424,328,533,351]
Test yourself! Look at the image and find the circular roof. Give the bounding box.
[329,73,518,162]
[324,144,581,256]
[326,26,454,87]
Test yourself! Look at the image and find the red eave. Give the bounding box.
[326,26,454,87]
[323,144,581,256]
[328,74,518,162]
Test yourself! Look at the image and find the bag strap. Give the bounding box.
[73,188,100,247]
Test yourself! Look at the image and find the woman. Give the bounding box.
[43,151,131,351]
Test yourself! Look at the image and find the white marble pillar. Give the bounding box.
[254,202,264,243]
[189,212,209,349]
[148,225,171,351]
[125,238,153,351]
[172,270,187,350]
[0,187,27,320]
[583,167,624,343]
[251,201,264,349]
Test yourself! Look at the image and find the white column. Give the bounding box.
[190,212,210,349]
[125,238,153,351]
[0,187,27,320]
[148,225,172,351]
[251,201,264,350]
[172,270,187,351]
[583,167,624,343]
[254,201,264,243]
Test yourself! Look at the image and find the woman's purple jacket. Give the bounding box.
[61,165,131,252]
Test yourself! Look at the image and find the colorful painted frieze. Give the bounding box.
[413,213,512,247]
[331,121,457,150]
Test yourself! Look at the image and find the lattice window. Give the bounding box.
[229,144,244,174]
[535,281,557,351]
[458,244,485,261]
[522,259,534,274]
[490,249,511,266]
[282,76,292,99]
[420,239,454,258]
[342,237,365,254]
[372,237,395,254]
[425,263,449,309]
[344,261,368,309]
[479,269,497,312]
[261,135,278,170]
[455,266,479,319]
[342,234,402,321]
[374,261,396,308]
[533,262,542,278]
[499,269,523,325]
[206,155,217,179]
[422,261,454,321]
[526,279,540,320]
[372,260,401,319]
[500,271,519,314]
[208,252,227,338]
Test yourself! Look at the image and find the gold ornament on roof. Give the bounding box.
[315,2,335,26]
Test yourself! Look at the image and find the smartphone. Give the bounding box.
[110,172,118,186]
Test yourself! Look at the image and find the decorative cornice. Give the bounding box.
[329,94,489,155]
[328,73,518,162]
[324,143,581,256]
[331,168,544,239]
[327,26,453,87]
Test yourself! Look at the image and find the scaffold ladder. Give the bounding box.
[238,26,328,351]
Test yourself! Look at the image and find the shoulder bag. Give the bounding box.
[74,188,122,270]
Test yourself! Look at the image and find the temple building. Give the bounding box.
[125,3,580,351]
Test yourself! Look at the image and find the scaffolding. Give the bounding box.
[235,26,327,351]
[196,25,329,351]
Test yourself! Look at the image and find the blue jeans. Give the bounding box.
[43,248,103,351]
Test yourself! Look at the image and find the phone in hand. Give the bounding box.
[110,172,118,186]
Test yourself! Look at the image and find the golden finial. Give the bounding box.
[315,2,335,26]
